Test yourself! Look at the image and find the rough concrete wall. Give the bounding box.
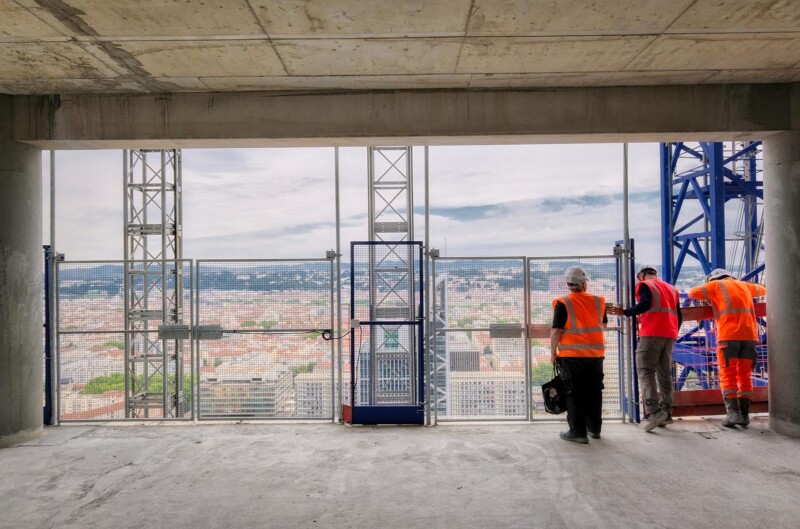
[0,95,44,447]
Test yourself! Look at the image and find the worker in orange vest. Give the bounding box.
[688,268,766,427]
[608,265,682,432]
[550,266,607,444]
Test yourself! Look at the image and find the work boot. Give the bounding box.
[657,414,674,428]
[560,431,589,444]
[643,409,668,432]
[587,431,601,439]
[736,398,751,428]
[722,397,742,428]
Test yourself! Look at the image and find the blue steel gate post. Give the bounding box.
[346,242,424,425]
[43,245,53,425]
[417,244,425,413]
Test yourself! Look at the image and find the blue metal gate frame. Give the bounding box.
[345,241,425,425]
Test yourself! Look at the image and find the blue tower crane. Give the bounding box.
[659,141,767,398]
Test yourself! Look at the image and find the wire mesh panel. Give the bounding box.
[432,258,527,421]
[351,243,421,322]
[196,259,334,420]
[351,324,422,406]
[56,260,193,421]
[350,243,423,410]
[528,256,623,421]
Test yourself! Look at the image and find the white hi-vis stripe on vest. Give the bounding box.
[702,281,757,319]
[558,343,604,351]
[561,295,604,335]
[644,280,678,314]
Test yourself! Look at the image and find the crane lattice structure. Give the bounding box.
[364,147,418,406]
[660,141,764,283]
[660,141,766,391]
[123,149,185,418]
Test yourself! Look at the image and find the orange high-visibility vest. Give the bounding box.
[688,279,766,341]
[553,292,606,358]
[637,278,680,339]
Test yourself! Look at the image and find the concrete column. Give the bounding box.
[764,130,800,438]
[0,96,43,448]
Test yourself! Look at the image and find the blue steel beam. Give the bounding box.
[661,141,763,283]
[704,142,726,271]
[660,143,673,283]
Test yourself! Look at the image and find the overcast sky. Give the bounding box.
[42,143,666,264]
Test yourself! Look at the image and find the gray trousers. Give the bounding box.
[636,336,675,415]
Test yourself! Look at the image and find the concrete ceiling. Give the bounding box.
[1,0,800,95]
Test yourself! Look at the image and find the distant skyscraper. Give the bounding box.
[447,371,526,419]
[295,371,332,419]
[200,367,292,418]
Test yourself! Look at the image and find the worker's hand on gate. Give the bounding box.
[606,304,624,316]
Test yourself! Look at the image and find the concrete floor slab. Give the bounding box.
[1,418,798,529]
[468,0,694,36]
[251,0,473,38]
[56,0,264,37]
[4,1,800,94]
[668,0,800,33]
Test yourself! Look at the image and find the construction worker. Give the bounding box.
[550,266,607,444]
[688,268,766,428]
[608,265,682,432]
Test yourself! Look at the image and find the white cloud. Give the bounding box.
[43,144,666,263]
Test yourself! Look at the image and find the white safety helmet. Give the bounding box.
[637,264,658,277]
[564,266,589,286]
[708,268,733,281]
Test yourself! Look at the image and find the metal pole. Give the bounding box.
[335,147,343,423]
[161,151,169,414]
[49,151,55,253]
[329,257,335,423]
[195,260,200,420]
[123,150,131,418]
[47,151,58,425]
[407,146,414,239]
[424,146,431,425]
[622,143,634,423]
[523,257,532,421]
[431,256,438,425]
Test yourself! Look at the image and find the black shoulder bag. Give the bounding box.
[542,364,568,415]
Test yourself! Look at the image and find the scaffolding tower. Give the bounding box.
[363,147,417,406]
[123,149,185,418]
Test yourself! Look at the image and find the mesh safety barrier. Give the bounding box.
[196,259,334,420]
[350,243,423,408]
[432,258,527,421]
[56,260,193,421]
[529,256,623,421]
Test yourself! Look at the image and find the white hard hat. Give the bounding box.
[637,264,658,276]
[708,268,733,281]
[564,266,589,285]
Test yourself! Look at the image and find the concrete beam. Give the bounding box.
[13,83,793,149]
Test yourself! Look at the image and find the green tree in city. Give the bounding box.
[531,362,556,387]
[291,362,316,376]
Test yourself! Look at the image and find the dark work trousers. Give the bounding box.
[559,357,605,436]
